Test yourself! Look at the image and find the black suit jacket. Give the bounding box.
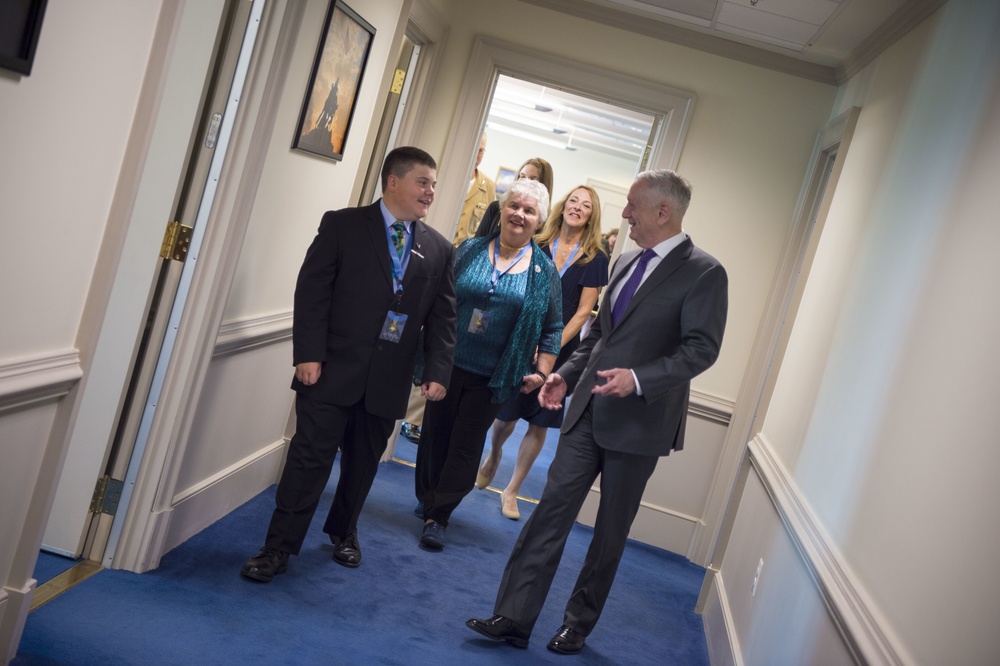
[558,237,727,456]
[290,201,457,419]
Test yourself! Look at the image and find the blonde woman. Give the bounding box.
[477,185,609,519]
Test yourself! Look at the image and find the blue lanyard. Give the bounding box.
[490,240,530,294]
[550,237,581,278]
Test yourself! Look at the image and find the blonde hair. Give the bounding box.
[535,185,604,265]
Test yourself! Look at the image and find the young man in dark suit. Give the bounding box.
[241,147,457,582]
[467,169,728,653]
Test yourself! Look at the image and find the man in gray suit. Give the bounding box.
[467,169,728,654]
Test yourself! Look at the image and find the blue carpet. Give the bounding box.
[393,417,557,502]
[15,460,708,665]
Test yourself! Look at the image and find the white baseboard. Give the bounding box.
[160,439,287,558]
[0,350,82,414]
[701,570,742,666]
[577,489,701,555]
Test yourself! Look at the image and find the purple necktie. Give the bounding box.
[611,249,656,327]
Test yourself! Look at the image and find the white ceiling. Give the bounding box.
[486,76,655,161]
[486,0,947,161]
[522,0,947,83]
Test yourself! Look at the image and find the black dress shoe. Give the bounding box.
[400,422,421,443]
[413,502,424,519]
[547,625,586,654]
[332,530,361,568]
[466,615,530,649]
[240,547,289,583]
[420,521,446,549]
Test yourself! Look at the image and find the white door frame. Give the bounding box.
[427,36,696,244]
[102,0,268,568]
[109,0,303,572]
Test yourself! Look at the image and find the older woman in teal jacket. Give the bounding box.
[415,178,562,550]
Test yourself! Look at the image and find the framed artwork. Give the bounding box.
[0,0,47,76]
[494,166,516,197]
[293,1,375,162]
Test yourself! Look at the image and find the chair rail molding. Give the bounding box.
[749,434,913,666]
[0,350,83,414]
[213,311,292,358]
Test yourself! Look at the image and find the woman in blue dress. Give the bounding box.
[476,184,610,519]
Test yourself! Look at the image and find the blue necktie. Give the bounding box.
[611,249,656,327]
[391,222,406,260]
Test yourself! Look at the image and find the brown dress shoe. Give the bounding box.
[547,625,586,654]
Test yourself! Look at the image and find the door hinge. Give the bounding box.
[160,220,194,262]
[390,68,406,94]
[90,476,125,516]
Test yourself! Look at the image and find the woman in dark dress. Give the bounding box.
[474,157,554,239]
[476,184,609,519]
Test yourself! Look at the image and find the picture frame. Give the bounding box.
[0,0,47,76]
[292,1,375,162]
[494,166,517,197]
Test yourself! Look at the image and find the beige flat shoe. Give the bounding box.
[500,490,520,521]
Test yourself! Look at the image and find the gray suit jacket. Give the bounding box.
[558,237,727,456]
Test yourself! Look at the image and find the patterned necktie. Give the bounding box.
[391,221,406,260]
[611,249,656,327]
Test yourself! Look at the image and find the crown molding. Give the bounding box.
[524,0,949,87]
[836,0,948,83]
[521,0,838,85]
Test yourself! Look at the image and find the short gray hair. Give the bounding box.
[501,178,550,222]
[636,169,692,217]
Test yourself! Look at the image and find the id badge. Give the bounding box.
[380,311,408,343]
[469,308,491,335]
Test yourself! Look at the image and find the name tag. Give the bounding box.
[469,308,491,335]
[380,311,408,343]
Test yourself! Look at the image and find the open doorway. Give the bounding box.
[391,76,657,508]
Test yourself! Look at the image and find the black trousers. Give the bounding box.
[415,365,503,527]
[264,394,393,555]
[494,402,659,635]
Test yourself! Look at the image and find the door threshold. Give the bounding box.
[30,560,103,612]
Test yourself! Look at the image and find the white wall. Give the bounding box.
[167,0,414,553]
[13,0,994,663]
[0,1,162,355]
[419,0,837,403]
[411,0,838,565]
[710,2,1000,663]
[172,0,842,570]
[0,0,170,660]
[222,0,411,321]
[42,0,228,559]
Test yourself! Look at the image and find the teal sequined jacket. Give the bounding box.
[454,234,562,403]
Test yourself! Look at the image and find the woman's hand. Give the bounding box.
[520,372,546,394]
